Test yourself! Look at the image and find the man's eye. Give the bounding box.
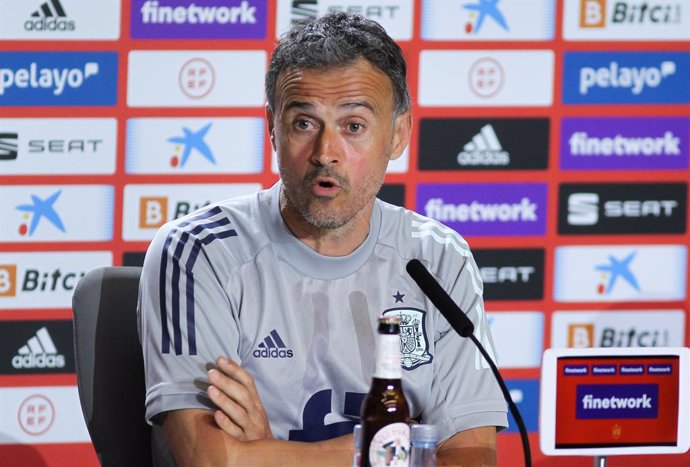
[295,120,311,130]
[347,122,364,133]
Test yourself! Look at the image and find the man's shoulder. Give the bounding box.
[376,199,473,261]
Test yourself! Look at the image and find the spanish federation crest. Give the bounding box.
[382,307,432,370]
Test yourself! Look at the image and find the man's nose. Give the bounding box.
[310,126,341,166]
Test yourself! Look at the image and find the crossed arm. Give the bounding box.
[161,357,498,467]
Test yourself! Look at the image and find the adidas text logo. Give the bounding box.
[12,327,66,369]
[253,329,293,359]
[25,0,75,32]
[457,124,509,166]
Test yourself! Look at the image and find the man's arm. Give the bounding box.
[437,426,497,467]
[162,409,354,467]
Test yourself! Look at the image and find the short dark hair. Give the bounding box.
[266,12,410,116]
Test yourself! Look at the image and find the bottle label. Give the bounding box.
[368,422,410,467]
[374,334,402,379]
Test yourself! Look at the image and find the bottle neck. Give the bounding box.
[373,333,401,379]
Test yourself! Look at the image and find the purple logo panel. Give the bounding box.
[416,183,547,236]
[560,117,689,170]
[576,384,658,419]
[131,0,267,39]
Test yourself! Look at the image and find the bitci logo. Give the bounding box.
[179,58,215,99]
[0,264,17,297]
[139,197,168,229]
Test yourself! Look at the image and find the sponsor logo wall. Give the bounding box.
[1,1,688,466]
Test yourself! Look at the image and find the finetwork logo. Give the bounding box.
[417,183,547,236]
[0,52,117,106]
[253,329,293,358]
[563,51,690,104]
[132,0,267,39]
[560,117,689,170]
[576,384,658,419]
[458,124,508,166]
[579,0,683,28]
[0,132,18,160]
[167,122,216,168]
[12,327,65,370]
[15,190,65,237]
[25,0,75,32]
[462,0,509,34]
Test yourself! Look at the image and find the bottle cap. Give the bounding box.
[411,424,438,443]
[353,423,362,447]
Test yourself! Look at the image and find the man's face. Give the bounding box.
[268,58,410,231]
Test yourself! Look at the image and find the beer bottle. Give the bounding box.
[360,315,410,467]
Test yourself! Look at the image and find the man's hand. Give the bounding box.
[207,356,273,441]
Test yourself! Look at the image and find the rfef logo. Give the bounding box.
[576,384,658,419]
[560,117,689,170]
[0,52,117,106]
[473,249,544,300]
[131,0,267,39]
[417,183,547,236]
[563,51,690,104]
[558,182,687,234]
[418,118,549,170]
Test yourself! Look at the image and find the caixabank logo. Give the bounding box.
[473,248,544,300]
[418,118,549,170]
[560,116,689,170]
[0,320,74,374]
[563,51,690,104]
[558,182,687,234]
[0,52,117,106]
[416,183,547,236]
[131,0,267,39]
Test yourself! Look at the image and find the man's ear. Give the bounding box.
[265,104,276,150]
[389,110,412,161]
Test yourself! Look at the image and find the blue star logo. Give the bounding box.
[595,251,640,295]
[393,291,405,303]
[463,0,509,33]
[15,190,66,236]
[167,122,216,168]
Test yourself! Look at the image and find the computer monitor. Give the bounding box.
[540,347,690,456]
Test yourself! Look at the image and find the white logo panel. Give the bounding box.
[554,245,687,302]
[0,251,112,309]
[0,386,90,443]
[419,50,554,106]
[0,0,121,40]
[122,183,262,241]
[486,311,544,368]
[563,0,690,41]
[421,0,555,40]
[0,118,116,175]
[276,0,413,40]
[551,309,686,348]
[127,51,266,107]
[0,185,113,242]
[126,117,264,174]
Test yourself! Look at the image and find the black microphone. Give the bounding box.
[406,259,474,337]
[405,259,532,467]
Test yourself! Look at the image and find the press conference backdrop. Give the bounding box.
[0,1,688,466]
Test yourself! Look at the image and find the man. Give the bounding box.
[138,12,507,467]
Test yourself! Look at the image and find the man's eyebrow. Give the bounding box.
[283,101,375,113]
[340,101,375,112]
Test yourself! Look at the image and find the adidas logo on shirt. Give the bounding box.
[253,329,293,359]
[457,124,510,166]
[12,327,66,369]
[25,0,76,32]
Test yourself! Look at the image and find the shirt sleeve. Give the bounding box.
[421,250,509,442]
[137,219,241,425]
